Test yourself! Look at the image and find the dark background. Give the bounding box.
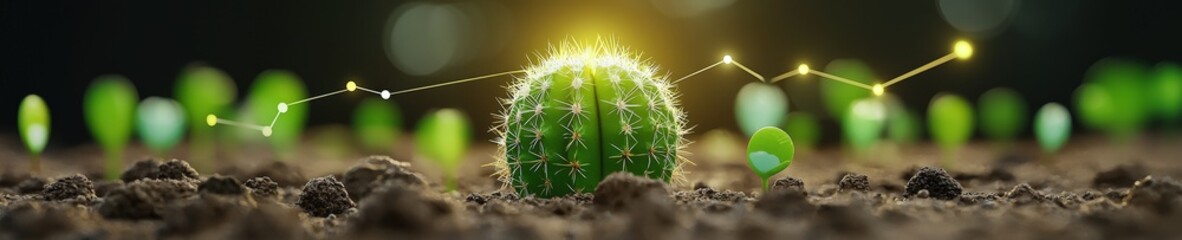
[2,0,1180,148]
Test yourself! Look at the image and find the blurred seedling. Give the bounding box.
[353,98,403,154]
[1150,62,1182,130]
[978,88,1028,147]
[1034,103,1072,154]
[416,108,471,191]
[928,93,974,167]
[844,98,887,156]
[84,75,138,180]
[135,97,186,157]
[747,127,795,192]
[735,82,788,136]
[246,70,308,159]
[782,111,820,153]
[18,95,50,174]
[176,64,236,171]
[1076,58,1150,143]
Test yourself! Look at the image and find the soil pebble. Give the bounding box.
[15,177,48,194]
[770,176,806,193]
[121,158,160,182]
[296,176,356,217]
[349,183,455,237]
[838,173,870,192]
[341,156,426,201]
[1005,183,1046,205]
[155,159,200,181]
[1093,164,1148,188]
[199,175,248,195]
[593,172,671,212]
[96,178,198,220]
[1122,176,1182,213]
[904,166,963,200]
[42,174,97,202]
[245,176,280,198]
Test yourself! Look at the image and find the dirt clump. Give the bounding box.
[251,161,307,187]
[245,176,280,198]
[121,158,161,182]
[296,176,356,217]
[341,156,426,201]
[348,182,455,238]
[904,166,963,200]
[839,173,870,192]
[95,178,199,220]
[770,176,806,193]
[593,172,671,212]
[200,175,248,195]
[1122,176,1182,213]
[155,159,201,181]
[1094,164,1148,188]
[42,174,97,202]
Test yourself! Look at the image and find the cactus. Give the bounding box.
[493,39,687,197]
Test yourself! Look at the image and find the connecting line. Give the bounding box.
[881,53,956,87]
[206,70,527,137]
[766,40,974,96]
[671,55,765,84]
[769,70,801,83]
[809,70,875,90]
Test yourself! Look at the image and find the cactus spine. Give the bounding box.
[495,39,687,197]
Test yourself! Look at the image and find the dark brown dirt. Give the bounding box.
[295,176,355,217]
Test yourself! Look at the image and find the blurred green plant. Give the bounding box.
[18,94,50,173]
[844,98,886,154]
[884,96,920,145]
[735,82,788,136]
[1035,103,1072,154]
[84,75,138,180]
[1150,62,1182,126]
[927,94,974,166]
[416,108,471,191]
[353,98,403,153]
[821,59,880,151]
[1074,83,1112,131]
[747,127,794,192]
[247,70,308,159]
[978,88,1028,142]
[175,64,236,171]
[135,97,186,156]
[1079,58,1150,142]
[782,111,820,152]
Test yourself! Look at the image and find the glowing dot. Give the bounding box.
[206,114,217,126]
[346,81,358,91]
[277,103,288,113]
[261,127,272,137]
[872,84,885,96]
[381,90,391,99]
[954,40,973,60]
[723,55,734,64]
[798,64,810,75]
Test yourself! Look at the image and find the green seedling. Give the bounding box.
[353,98,403,153]
[135,97,186,156]
[978,88,1028,142]
[176,64,236,171]
[782,111,820,152]
[416,108,471,191]
[494,40,687,197]
[84,75,138,180]
[1035,103,1072,154]
[1150,62,1182,125]
[735,82,788,136]
[247,70,308,159]
[1082,58,1150,141]
[747,127,795,192]
[884,96,920,145]
[927,94,974,166]
[18,94,50,173]
[844,98,886,154]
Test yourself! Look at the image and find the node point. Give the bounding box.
[954,40,973,60]
[798,64,810,75]
[206,114,217,126]
[277,103,288,113]
[723,55,734,64]
[872,84,885,96]
[262,127,272,137]
[381,90,391,99]
[346,81,358,91]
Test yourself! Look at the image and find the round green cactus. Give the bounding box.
[978,88,1028,141]
[494,40,686,197]
[84,75,139,180]
[247,70,308,158]
[928,93,974,164]
[353,98,403,152]
[18,94,50,173]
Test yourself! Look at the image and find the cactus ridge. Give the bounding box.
[493,38,688,197]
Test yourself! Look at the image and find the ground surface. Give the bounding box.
[1,133,1181,239]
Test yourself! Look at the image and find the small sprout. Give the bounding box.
[135,97,186,156]
[1035,103,1072,154]
[416,108,471,191]
[1150,62,1182,124]
[844,98,886,154]
[84,75,138,180]
[176,64,236,171]
[735,82,788,136]
[747,127,795,192]
[18,94,50,173]
[353,98,403,153]
[1081,58,1150,141]
[978,88,1028,142]
[927,93,974,166]
[247,70,308,158]
[782,111,820,152]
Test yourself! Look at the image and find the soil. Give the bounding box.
[1,135,1182,239]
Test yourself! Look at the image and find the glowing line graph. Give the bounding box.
[769,40,974,97]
